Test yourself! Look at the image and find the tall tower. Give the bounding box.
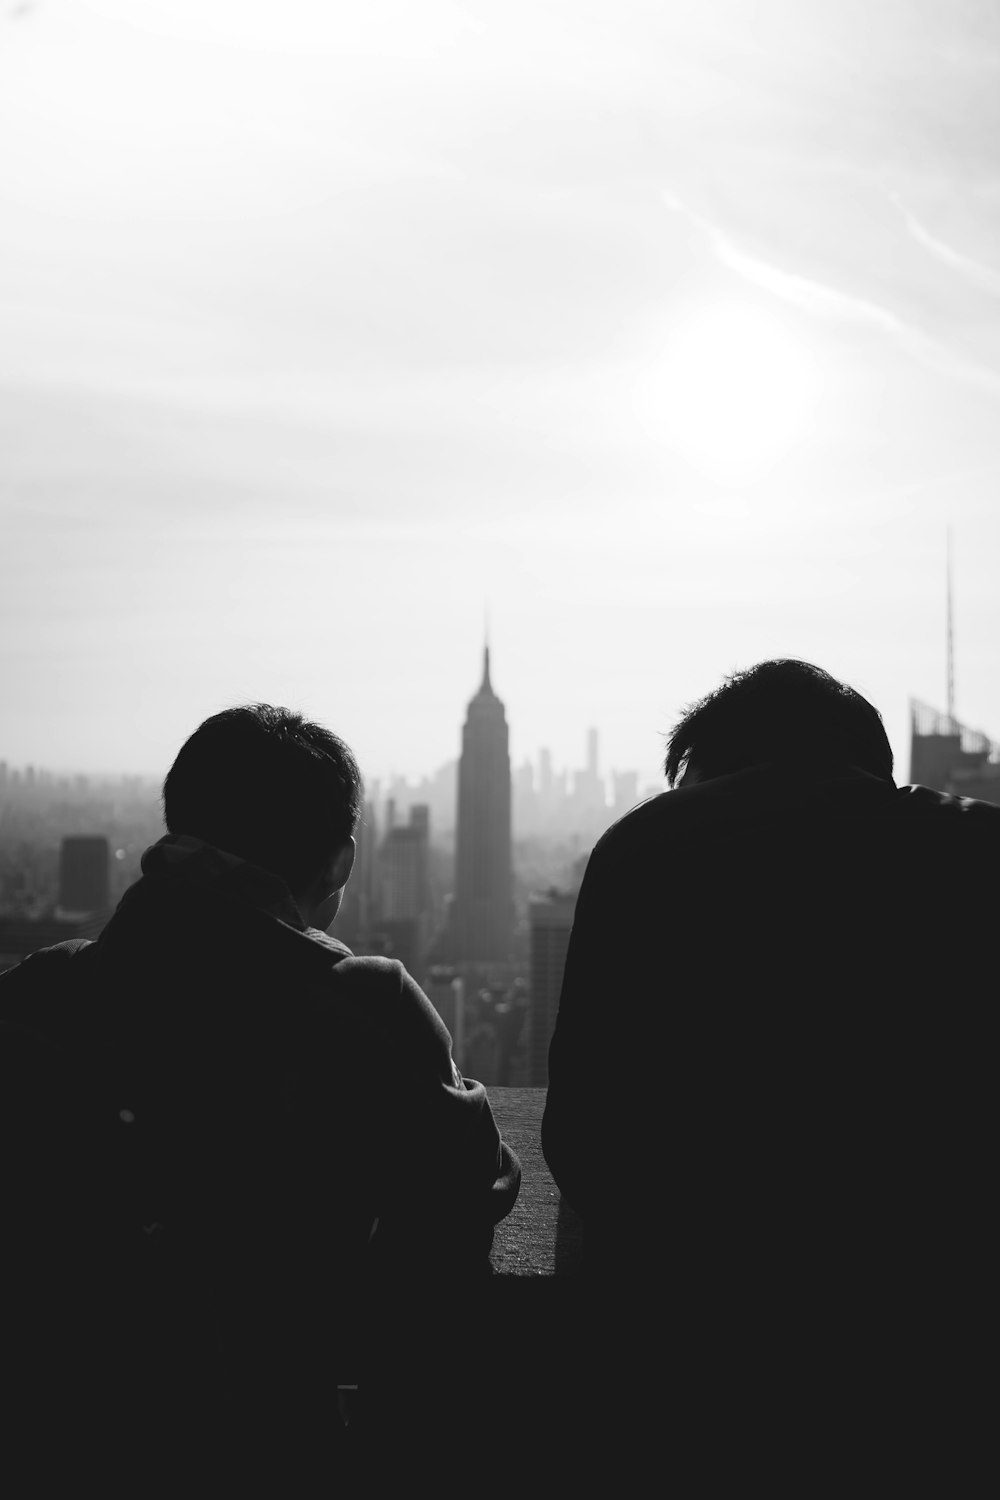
[587,727,599,781]
[451,643,513,962]
[378,805,432,975]
[946,524,955,731]
[57,837,110,917]
[528,889,576,1086]
[909,525,1000,802]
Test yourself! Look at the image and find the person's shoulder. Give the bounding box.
[0,940,98,1039]
[588,774,754,865]
[304,933,407,991]
[298,933,402,1005]
[895,784,1000,876]
[303,939,453,1058]
[1,939,96,973]
[895,783,1000,823]
[0,939,97,1002]
[590,788,670,855]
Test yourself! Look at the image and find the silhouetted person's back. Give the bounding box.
[1,706,519,1491]
[542,661,997,1481]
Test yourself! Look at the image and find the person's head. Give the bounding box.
[162,704,362,929]
[664,659,894,788]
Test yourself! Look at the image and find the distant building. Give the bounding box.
[375,918,422,975]
[449,645,513,962]
[376,804,432,972]
[538,747,553,799]
[58,835,110,916]
[909,700,1000,804]
[335,799,379,952]
[528,889,576,1087]
[562,728,612,841]
[512,759,536,835]
[425,965,465,1069]
[909,531,1000,804]
[611,769,640,820]
[381,805,430,921]
[380,762,457,840]
[1,834,111,973]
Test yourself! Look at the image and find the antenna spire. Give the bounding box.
[482,604,492,689]
[946,526,955,731]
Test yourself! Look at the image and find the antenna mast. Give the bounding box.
[946,526,955,731]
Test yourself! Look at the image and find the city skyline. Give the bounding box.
[3,669,994,799]
[0,719,660,801]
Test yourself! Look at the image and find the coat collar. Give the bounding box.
[140,834,309,932]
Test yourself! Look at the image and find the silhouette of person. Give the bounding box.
[0,705,519,1490]
[542,659,998,1481]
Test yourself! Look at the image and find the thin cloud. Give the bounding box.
[890,191,1000,296]
[662,188,1000,401]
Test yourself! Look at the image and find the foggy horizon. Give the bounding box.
[0,673,981,790]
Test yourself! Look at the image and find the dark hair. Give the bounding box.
[664,659,894,787]
[162,704,363,891]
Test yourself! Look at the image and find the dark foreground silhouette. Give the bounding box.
[1,706,520,1492]
[544,660,998,1480]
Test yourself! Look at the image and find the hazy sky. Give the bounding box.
[3,0,1000,786]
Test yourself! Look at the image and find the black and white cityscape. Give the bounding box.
[4,637,997,1091]
[7,4,1000,1482]
[0,643,652,1085]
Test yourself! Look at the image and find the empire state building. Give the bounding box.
[450,644,513,962]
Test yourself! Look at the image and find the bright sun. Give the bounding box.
[635,299,819,485]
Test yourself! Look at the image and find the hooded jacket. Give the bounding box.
[0,834,520,1475]
[543,767,1000,1224]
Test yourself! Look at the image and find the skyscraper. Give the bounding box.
[450,644,513,962]
[378,804,432,974]
[528,889,576,1086]
[57,836,110,917]
[611,769,639,820]
[587,726,598,782]
[335,798,378,952]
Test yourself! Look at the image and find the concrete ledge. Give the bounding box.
[487,1086,583,1277]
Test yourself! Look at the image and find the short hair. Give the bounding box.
[162,705,363,891]
[664,659,894,787]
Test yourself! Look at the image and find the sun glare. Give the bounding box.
[634,300,819,485]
